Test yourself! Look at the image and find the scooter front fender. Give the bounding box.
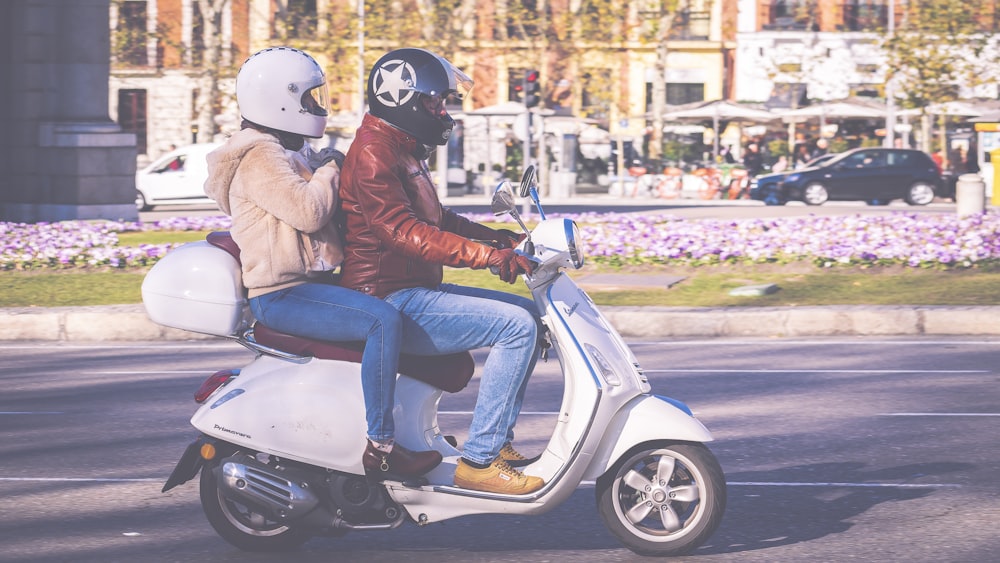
[584,394,714,482]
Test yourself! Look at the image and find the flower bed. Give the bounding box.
[2,211,998,270]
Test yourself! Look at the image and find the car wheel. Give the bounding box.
[905,182,935,206]
[136,191,153,212]
[802,183,828,205]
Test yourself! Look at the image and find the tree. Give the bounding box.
[193,0,230,144]
[643,1,682,162]
[883,0,992,156]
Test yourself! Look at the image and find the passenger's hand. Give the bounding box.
[487,248,535,284]
[492,228,526,250]
[307,147,345,171]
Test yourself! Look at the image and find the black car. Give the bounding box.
[749,153,837,205]
[773,148,941,206]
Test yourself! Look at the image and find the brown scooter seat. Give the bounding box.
[206,231,474,393]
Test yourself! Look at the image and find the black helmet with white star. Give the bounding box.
[367,48,473,146]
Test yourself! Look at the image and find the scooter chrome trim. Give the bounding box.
[237,328,311,364]
[219,460,319,519]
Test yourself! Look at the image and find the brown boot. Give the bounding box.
[362,440,442,479]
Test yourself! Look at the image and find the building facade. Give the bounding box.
[2,0,138,223]
[736,0,1000,106]
[108,0,741,163]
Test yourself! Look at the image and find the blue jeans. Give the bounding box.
[249,282,402,443]
[385,283,540,465]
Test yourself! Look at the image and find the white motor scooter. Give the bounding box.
[147,166,726,556]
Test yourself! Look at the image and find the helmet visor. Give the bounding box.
[441,58,474,100]
[301,84,329,117]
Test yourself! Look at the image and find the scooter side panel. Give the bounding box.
[521,275,651,489]
[190,355,452,477]
[191,356,369,473]
[582,394,715,481]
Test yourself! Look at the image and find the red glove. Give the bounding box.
[487,248,535,284]
[493,228,526,250]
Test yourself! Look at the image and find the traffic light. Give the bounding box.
[523,69,540,108]
[512,80,524,103]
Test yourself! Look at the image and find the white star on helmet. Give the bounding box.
[374,60,415,108]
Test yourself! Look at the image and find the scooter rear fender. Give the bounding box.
[583,394,714,482]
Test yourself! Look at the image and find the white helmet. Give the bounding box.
[236,47,329,138]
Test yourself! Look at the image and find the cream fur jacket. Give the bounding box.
[204,128,343,298]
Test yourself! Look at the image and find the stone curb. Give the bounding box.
[603,305,1000,338]
[1,304,997,341]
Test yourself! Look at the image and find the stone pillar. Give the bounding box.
[1,0,138,223]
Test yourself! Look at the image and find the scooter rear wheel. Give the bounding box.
[596,441,726,556]
[199,459,312,551]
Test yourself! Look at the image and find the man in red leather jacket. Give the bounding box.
[338,48,545,495]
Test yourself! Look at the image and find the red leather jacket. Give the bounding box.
[337,114,501,298]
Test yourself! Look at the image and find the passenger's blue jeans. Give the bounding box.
[249,282,402,443]
[385,283,540,465]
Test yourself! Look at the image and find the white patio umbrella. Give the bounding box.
[779,100,887,128]
[896,101,986,118]
[661,100,778,159]
[777,100,886,152]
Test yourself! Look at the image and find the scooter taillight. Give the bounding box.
[194,369,239,403]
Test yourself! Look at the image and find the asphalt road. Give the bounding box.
[2,337,998,562]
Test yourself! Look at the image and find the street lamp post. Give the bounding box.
[357,0,365,125]
[884,0,896,148]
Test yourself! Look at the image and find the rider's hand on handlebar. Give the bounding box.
[492,228,526,250]
[487,248,535,284]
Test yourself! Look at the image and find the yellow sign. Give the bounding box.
[974,122,1000,132]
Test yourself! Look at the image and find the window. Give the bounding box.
[670,7,711,40]
[506,0,542,39]
[850,83,883,97]
[845,150,885,168]
[287,0,318,38]
[118,89,148,154]
[115,0,148,66]
[644,82,705,110]
[765,83,808,109]
[191,0,204,66]
[666,83,705,106]
[887,150,915,168]
[581,70,612,121]
[765,1,817,31]
[843,1,888,32]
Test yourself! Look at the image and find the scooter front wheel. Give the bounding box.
[199,458,312,551]
[596,441,726,556]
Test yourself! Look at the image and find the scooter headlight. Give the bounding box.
[566,220,584,269]
[531,218,585,270]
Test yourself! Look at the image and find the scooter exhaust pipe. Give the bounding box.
[216,457,320,520]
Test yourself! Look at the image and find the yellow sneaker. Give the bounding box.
[454,458,544,495]
[499,442,539,467]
